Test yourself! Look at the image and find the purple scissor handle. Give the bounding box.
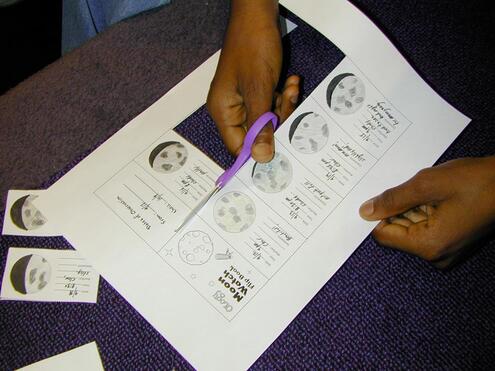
[216,111,279,188]
[175,111,279,232]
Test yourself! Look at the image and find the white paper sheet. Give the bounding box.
[17,342,103,371]
[1,247,99,303]
[20,1,470,369]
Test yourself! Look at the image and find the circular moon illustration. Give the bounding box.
[10,254,51,294]
[213,192,256,233]
[252,152,293,193]
[149,141,188,174]
[288,112,329,154]
[326,73,366,115]
[10,195,47,231]
[178,230,214,265]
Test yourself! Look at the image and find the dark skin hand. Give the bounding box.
[207,0,300,163]
[359,156,495,269]
[209,2,495,269]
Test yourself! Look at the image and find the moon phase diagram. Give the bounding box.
[10,254,51,294]
[289,112,329,154]
[149,141,188,174]
[10,194,47,231]
[252,152,293,193]
[178,230,214,265]
[214,192,256,233]
[326,73,366,115]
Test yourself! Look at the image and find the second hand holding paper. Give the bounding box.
[176,112,279,231]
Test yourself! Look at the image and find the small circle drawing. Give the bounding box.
[214,191,256,233]
[178,230,213,265]
[288,112,329,154]
[10,195,47,231]
[326,73,366,115]
[10,254,51,294]
[149,141,188,174]
[252,152,293,193]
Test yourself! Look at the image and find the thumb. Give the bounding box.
[359,172,438,221]
[245,84,276,163]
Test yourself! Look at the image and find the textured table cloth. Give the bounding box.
[1,1,494,369]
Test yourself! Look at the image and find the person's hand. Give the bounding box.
[207,0,300,163]
[359,157,495,268]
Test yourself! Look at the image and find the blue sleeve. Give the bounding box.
[62,0,170,54]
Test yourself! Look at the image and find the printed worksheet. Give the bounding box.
[29,1,470,370]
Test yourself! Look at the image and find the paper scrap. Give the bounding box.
[17,342,104,371]
[280,15,297,35]
[2,190,59,237]
[1,247,99,303]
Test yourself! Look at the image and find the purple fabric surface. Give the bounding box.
[1,1,495,370]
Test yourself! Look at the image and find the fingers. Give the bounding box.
[359,170,441,221]
[402,207,429,223]
[208,73,300,163]
[372,203,461,266]
[372,219,435,259]
[364,157,495,269]
[249,75,300,163]
[387,216,412,227]
[251,123,275,163]
[372,221,419,254]
[218,124,247,157]
[206,85,247,156]
[274,75,300,123]
[238,72,275,162]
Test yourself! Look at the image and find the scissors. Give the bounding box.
[176,111,279,232]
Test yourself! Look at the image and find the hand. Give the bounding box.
[207,0,300,163]
[359,157,495,269]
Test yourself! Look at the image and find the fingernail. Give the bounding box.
[290,94,298,104]
[253,143,274,163]
[359,198,375,217]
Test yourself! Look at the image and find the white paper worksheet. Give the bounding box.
[25,1,470,370]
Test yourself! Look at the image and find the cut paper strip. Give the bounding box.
[2,190,61,237]
[17,342,103,371]
[1,247,99,303]
[280,15,297,35]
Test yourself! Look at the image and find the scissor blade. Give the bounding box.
[175,185,221,232]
